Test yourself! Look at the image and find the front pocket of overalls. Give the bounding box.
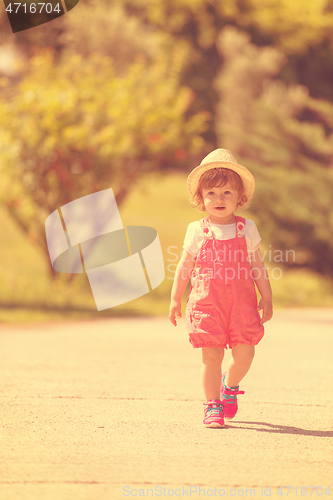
[187,276,213,330]
[190,274,211,302]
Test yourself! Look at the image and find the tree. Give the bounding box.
[59,2,164,74]
[215,26,333,275]
[0,48,208,276]
[3,0,333,144]
[118,0,333,143]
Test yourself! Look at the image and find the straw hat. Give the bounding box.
[187,149,255,207]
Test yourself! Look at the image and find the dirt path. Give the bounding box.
[0,309,332,500]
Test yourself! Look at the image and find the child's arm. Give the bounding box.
[169,250,196,326]
[250,249,273,324]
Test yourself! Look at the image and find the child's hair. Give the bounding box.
[191,168,248,211]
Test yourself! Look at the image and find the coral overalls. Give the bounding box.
[186,216,264,349]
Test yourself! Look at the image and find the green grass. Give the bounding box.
[1,171,333,323]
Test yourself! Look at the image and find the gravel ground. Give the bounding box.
[0,309,332,500]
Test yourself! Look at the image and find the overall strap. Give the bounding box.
[235,216,246,238]
[200,217,215,239]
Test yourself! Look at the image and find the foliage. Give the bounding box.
[121,0,333,52]
[0,48,208,275]
[216,26,333,275]
[117,0,333,143]
[59,1,167,74]
[3,0,333,143]
[237,0,333,53]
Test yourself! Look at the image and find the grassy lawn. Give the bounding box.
[1,171,333,324]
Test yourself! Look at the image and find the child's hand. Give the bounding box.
[169,299,182,326]
[258,297,273,324]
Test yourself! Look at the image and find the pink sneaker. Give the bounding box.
[220,372,245,420]
[203,399,225,428]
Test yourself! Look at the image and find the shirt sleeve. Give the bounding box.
[245,219,261,255]
[183,222,201,257]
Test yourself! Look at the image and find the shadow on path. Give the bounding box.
[227,421,333,437]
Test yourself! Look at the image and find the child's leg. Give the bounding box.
[225,344,255,388]
[202,347,224,400]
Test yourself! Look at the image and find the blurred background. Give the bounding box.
[1,0,333,323]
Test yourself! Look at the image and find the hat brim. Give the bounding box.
[186,160,255,208]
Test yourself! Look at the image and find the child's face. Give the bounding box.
[202,182,241,224]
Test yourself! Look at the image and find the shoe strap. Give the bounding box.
[222,388,245,396]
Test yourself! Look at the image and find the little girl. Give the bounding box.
[169,149,273,428]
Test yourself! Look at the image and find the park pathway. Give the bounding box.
[0,309,332,500]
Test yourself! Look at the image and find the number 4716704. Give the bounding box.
[6,3,61,14]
